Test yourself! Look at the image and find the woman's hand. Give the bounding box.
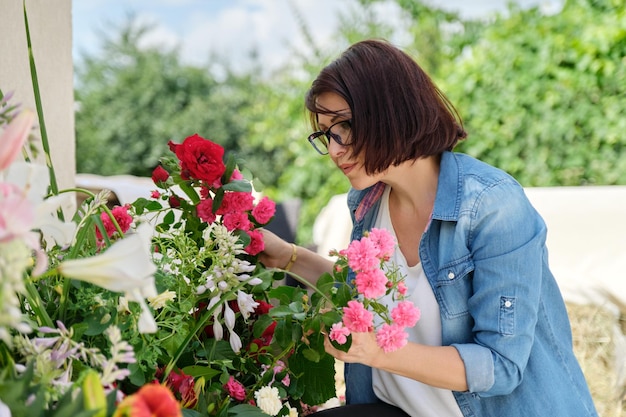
[323,331,382,367]
[257,229,294,270]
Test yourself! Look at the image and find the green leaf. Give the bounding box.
[181,365,220,379]
[222,179,253,192]
[288,347,337,406]
[227,404,269,417]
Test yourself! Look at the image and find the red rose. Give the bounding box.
[169,195,181,208]
[168,134,226,184]
[151,165,169,184]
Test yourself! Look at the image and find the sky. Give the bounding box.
[72,0,563,75]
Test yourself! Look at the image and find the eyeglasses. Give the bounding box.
[307,119,352,155]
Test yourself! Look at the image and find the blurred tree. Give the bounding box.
[74,17,261,177]
[441,0,626,185]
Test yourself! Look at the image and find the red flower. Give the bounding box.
[252,196,276,225]
[216,191,255,215]
[113,383,182,417]
[224,376,246,401]
[254,300,273,316]
[169,195,181,208]
[251,321,277,348]
[164,369,198,408]
[196,198,216,223]
[168,134,226,184]
[151,165,170,184]
[244,229,265,255]
[96,204,132,240]
[223,211,252,232]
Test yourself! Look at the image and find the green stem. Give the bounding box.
[162,284,240,379]
[23,1,60,201]
[178,181,200,205]
[276,269,335,306]
[24,279,54,328]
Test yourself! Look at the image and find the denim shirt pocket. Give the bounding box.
[435,257,474,319]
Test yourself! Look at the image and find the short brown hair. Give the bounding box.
[305,39,467,175]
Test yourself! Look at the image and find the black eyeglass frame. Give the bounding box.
[307,119,352,155]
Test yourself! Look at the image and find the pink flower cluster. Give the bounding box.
[150,134,277,255]
[329,228,421,353]
[95,204,133,242]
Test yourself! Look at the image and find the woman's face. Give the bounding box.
[315,92,383,190]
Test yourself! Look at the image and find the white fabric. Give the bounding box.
[371,186,463,417]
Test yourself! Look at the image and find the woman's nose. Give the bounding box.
[327,138,346,158]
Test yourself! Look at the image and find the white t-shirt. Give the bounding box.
[372,186,463,417]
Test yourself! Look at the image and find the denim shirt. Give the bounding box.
[343,152,598,417]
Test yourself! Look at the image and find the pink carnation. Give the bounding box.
[244,229,265,255]
[397,281,407,296]
[376,323,408,353]
[391,301,421,328]
[328,322,351,345]
[223,211,252,231]
[224,376,246,401]
[354,269,388,299]
[230,169,243,180]
[196,198,216,223]
[367,228,396,260]
[217,191,255,215]
[97,204,132,240]
[251,196,276,225]
[342,300,373,333]
[345,237,379,272]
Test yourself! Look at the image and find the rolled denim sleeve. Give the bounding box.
[454,179,547,396]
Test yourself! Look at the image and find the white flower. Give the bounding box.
[224,302,236,330]
[148,290,176,310]
[229,331,242,353]
[58,223,158,333]
[237,290,259,321]
[254,386,283,416]
[287,406,298,417]
[0,398,11,417]
[4,162,76,249]
[0,239,34,345]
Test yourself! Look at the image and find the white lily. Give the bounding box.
[4,162,76,249]
[0,108,35,172]
[58,223,158,333]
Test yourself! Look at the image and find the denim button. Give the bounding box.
[448,271,455,279]
[504,300,512,308]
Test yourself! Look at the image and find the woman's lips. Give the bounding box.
[339,163,355,175]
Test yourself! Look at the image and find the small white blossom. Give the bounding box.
[148,290,176,310]
[237,291,259,321]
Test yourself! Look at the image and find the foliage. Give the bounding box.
[74,17,262,178]
[441,0,626,186]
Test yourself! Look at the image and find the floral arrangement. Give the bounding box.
[0,9,419,415]
[0,91,419,416]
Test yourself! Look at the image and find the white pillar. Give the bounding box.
[0,0,75,193]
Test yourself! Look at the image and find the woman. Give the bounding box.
[259,39,598,417]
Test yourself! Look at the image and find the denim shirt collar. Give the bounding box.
[432,151,463,222]
[352,151,462,223]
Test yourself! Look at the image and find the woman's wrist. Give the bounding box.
[282,243,298,272]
